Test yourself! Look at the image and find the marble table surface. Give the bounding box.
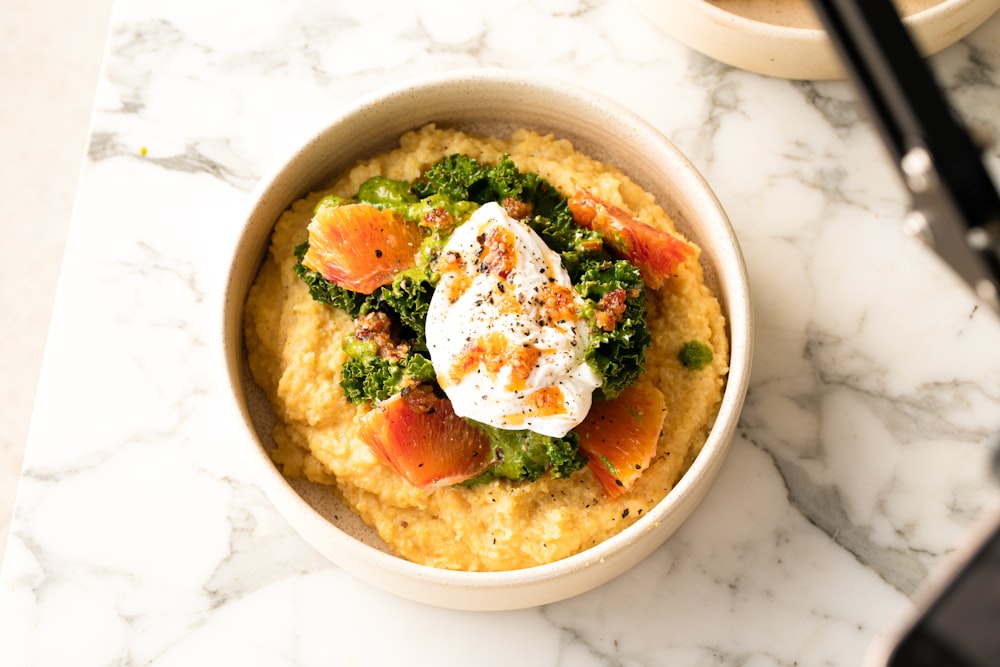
[3,1,1000,664]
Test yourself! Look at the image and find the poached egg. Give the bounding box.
[425,202,601,438]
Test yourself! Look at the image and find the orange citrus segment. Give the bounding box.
[358,389,494,489]
[568,187,696,289]
[575,381,666,497]
[302,202,423,294]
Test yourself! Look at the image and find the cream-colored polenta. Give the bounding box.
[244,124,729,571]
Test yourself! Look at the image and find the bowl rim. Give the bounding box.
[693,0,979,37]
[222,69,754,606]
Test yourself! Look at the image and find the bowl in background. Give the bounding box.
[631,0,999,80]
[221,70,753,611]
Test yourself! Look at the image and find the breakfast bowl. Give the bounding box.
[631,0,999,80]
[222,70,753,611]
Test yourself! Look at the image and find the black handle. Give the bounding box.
[810,0,1000,309]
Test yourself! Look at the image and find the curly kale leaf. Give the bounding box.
[413,154,563,209]
[294,238,434,348]
[485,155,541,202]
[460,422,587,486]
[334,268,437,405]
[412,154,493,202]
[524,199,582,249]
[364,268,435,351]
[525,201,604,279]
[575,258,650,399]
[293,242,368,317]
[340,351,436,405]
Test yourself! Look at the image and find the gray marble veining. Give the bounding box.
[2,1,1000,665]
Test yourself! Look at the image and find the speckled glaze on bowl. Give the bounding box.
[631,0,999,80]
[222,70,753,611]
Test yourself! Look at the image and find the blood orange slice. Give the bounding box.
[568,187,696,289]
[575,381,666,497]
[302,202,424,294]
[358,388,494,489]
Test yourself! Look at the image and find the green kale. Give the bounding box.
[335,267,437,405]
[460,422,587,486]
[340,348,436,405]
[485,155,540,202]
[525,201,604,279]
[411,153,606,278]
[413,154,565,210]
[678,340,714,370]
[575,258,650,399]
[294,237,435,348]
[293,242,368,317]
[365,267,435,351]
[413,154,493,202]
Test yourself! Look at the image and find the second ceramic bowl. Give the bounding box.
[632,0,999,80]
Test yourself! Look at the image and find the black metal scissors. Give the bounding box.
[810,0,1000,313]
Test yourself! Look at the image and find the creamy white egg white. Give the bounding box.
[425,202,601,438]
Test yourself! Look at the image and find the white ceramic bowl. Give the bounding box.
[631,0,999,80]
[222,70,753,611]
